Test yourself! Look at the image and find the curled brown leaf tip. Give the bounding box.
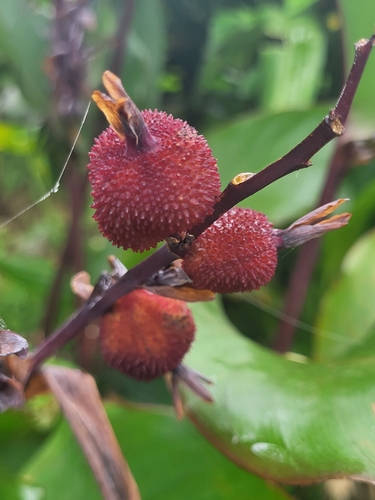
[0,330,28,359]
[108,255,128,279]
[275,199,351,249]
[94,70,156,151]
[146,285,215,303]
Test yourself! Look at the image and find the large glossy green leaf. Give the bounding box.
[259,13,325,112]
[340,0,375,133]
[205,106,334,224]
[181,300,375,483]
[314,229,375,360]
[22,403,292,500]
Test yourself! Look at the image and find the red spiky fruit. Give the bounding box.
[183,207,277,293]
[99,288,196,381]
[88,72,221,252]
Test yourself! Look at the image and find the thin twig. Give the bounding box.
[27,36,375,379]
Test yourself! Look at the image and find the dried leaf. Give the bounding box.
[44,366,140,500]
[102,70,128,101]
[0,330,28,359]
[146,285,215,302]
[92,91,125,140]
[277,199,352,248]
[287,199,349,230]
[70,271,94,300]
[108,255,128,278]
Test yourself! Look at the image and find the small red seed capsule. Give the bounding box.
[99,288,196,381]
[183,207,277,294]
[88,72,221,252]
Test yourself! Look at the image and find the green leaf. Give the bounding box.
[0,0,49,112]
[314,229,375,360]
[120,0,167,109]
[205,106,334,225]
[181,300,375,483]
[0,410,48,474]
[284,0,319,17]
[259,15,325,112]
[340,0,375,132]
[320,173,375,288]
[23,403,292,500]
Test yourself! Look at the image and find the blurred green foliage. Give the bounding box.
[0,0,375,498]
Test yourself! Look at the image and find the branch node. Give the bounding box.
[231,172,256,186]
[326,110,345,136]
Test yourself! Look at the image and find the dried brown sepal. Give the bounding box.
[287,198,349,229]
[0,330,28,359]
[108,255,128,279]
[70,271,94,301]
[92,91,125,140]
[71,258,128,302]
[0,373,25,412]
[275,199,352,248]
[146,285,215,303]
[44,366,140,500]
[150,263,192,287]
[96,70,156,152]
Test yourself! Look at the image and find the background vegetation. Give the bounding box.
[1,0,375,498]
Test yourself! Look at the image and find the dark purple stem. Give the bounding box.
[29,245,175,374]
[27,36,375,379]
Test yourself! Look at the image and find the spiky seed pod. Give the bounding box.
[99,288,196,381]
[183,207,277,294]
[88,72,221,252]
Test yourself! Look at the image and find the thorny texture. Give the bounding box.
[27,35,375,381]
[183,208,277,294]
[88,111,221,251]
[100,289,196,380]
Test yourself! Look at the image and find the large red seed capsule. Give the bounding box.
[183,207,277,294]
[88,72,221,252]
[99,288,196,381]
